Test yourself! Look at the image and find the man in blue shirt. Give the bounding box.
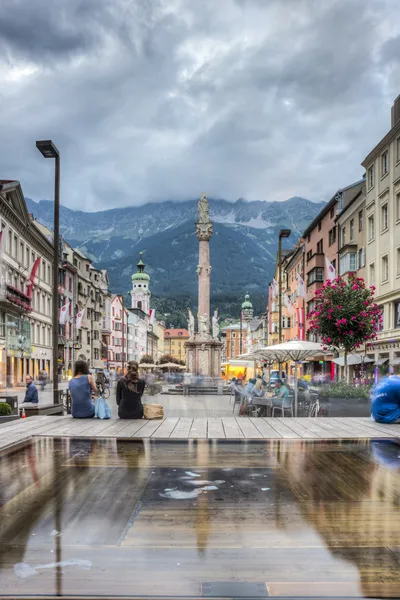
[371,376,400,423]
[24,375,39,404]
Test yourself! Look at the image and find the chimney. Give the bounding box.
[391,94,400,127]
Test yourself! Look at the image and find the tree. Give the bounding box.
[307,273,382,381]
[140,354,154,364]
[158,354,176,365]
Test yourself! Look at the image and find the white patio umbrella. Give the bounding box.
[255,340,328,416]
[139,363,157,369]
[332,354,374,367]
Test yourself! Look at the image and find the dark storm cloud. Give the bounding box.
[0,0,399,210]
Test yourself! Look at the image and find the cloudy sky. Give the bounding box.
[1,0,400,211]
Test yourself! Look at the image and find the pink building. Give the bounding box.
[108,295,128,372]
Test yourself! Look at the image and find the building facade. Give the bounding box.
[109,295,128,371]
[0,180,54,387]
[164,329,189,361]
[336,185,367,281]
[362,95,400,366]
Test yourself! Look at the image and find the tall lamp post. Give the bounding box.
[239,294,253,355]
[36,140,60,405]
[278,229,291,343]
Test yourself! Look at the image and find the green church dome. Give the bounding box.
[132,252,150,282]
[241,294,253,309]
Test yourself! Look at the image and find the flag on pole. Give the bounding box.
[297,307,305,340]
[59,300,70,325]
[149,308,155,325]
[25,256,41,299]
[284,294,294,315]
[76,308,85,329]
[325,256,336,279]
[297,274,306,297]
[271,278,278,298]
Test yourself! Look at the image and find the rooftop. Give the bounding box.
[164,328,189,338]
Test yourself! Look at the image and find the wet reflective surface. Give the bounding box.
[1,438,400,598]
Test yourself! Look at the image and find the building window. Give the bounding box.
[382,255,389,282]
[330,207,335,218]
[368,165,375,189]
[368,216,375,241]
[307,268,324,285]
[381,150,389,176]
[397,249,400,277]
[328,227,336,246]
[358,247,365,269]
[87,332,91,344]
[14,235,18,259]
[381,204,388,231]
[20,242,24,266]
[349,219,354,240]
[358,210,363,232]
[94,348,99,360]
[342,227,346,246]
[396,192,400,222]
[306,250,313,262]
[395,302,400,329]
[340,253,357,275]
[369,262,375,285]
[316,239,323,253]
[307,234,311,243]
[318,222,322,232]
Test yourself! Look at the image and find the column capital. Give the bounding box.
[196,221,213,241]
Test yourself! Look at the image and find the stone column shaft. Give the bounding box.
[198,240,210,323]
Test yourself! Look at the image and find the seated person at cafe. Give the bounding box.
[272,379,291,409]
[249,378,265,403]
[243,378,256,396]
[371,375,400,424]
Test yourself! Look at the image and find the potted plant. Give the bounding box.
[0,401,19,424]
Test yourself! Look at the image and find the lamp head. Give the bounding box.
[36,140,59,159]
[279,229,291,239]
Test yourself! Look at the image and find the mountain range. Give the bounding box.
[26,197,325,324]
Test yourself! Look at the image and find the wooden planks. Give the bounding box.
[169,417,193,439]
[188,417,208,438]
[152,418,180,438]
[221,417,244,439]
[207,417,226,438]
[2,415,400,445]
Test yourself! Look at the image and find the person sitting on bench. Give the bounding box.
[24,375,39,404]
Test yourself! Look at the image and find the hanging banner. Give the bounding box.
[25,257,41,299]
[76,308,85,329]
[284,294,294,315]
[149,308,155,325]
[297,307,305,340]
[325,256,336,279]
[297,274,306,298]
[59,300,70,325]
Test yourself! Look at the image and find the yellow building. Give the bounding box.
[163,328,189,362]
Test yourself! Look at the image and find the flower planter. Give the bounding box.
[0,415,20,424]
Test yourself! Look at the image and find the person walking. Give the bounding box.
[69,360,97,418]
[116,360,145,419]
[24,375,39,404]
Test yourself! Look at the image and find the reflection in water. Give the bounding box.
[1,437,400,598]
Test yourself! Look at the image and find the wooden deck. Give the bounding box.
[1,415,400,451]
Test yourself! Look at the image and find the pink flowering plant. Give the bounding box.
[307,273,382,366]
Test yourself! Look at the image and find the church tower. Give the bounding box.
[131,252,151,314]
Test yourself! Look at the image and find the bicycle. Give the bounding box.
[97,381,110,399]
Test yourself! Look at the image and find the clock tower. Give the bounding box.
[131,252,151,315]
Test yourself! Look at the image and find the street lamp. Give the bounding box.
[278,229,291,343]
[239,293,253,355]
[36,140,60,405]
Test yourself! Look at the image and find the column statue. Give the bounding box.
[187,308,195,340]
[198,193,210,223]
[212,309,219,339]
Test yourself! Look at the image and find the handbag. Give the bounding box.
[143,404,164,419]
[94,396,112,420]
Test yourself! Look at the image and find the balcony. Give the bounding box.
[306,252,324,271]
[0,283,32,313]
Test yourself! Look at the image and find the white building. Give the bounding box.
[0,180,54,387]
[362,95,400,368]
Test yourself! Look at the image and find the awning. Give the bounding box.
[375,358,389,366]
[332,354,374,367]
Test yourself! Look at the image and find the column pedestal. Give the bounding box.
[186,339,223,377]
